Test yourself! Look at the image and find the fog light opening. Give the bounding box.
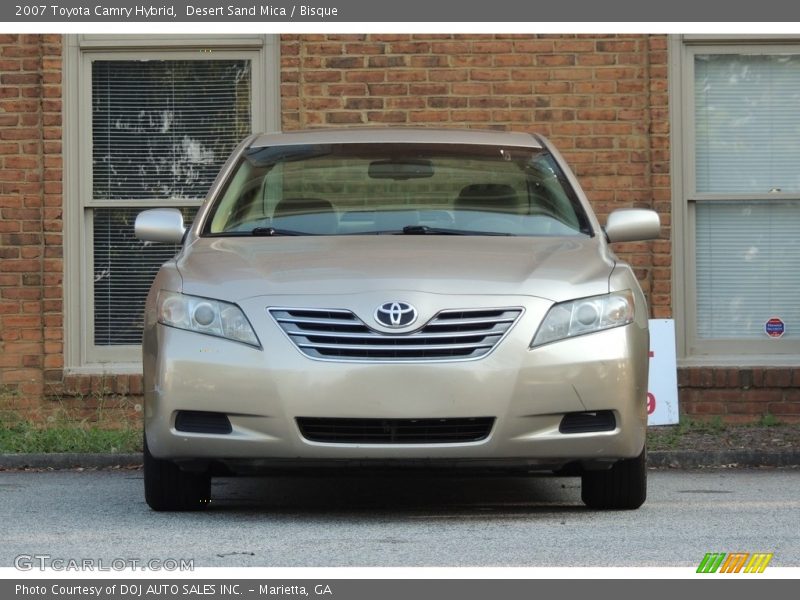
[559,410,616,434]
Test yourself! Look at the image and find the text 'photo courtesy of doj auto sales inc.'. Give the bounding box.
[14,584,336,598]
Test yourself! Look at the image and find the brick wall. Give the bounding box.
[679,368,800,423]
[0,34,62,417]
[0,33,796,424]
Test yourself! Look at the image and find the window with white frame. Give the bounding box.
[674,39,800,361]
[65,36,278,371]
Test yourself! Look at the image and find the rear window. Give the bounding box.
[203,143,592,237]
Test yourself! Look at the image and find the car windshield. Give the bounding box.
[203,142,592,237]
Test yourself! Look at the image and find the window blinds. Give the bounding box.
[695,54,800,194]
[90,59,251,346]
[696,200,800,339]
[92,60,251,201]
[93,207,197,346]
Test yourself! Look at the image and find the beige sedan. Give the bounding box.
[135,128,660,511]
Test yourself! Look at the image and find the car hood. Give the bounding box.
[176,235,615,303]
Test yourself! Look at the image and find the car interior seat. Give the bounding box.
[272,197,338,234]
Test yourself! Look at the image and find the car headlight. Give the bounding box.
[531,290,635,347]
[157,291,260,348]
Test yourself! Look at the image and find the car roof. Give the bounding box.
[249,128,543,149]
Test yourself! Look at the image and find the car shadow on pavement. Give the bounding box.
[198,472,588,515]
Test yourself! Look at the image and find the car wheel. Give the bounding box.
[143,435,211,511]
[581,446,646,510]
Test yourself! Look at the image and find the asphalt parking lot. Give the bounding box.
[1,467,798,568]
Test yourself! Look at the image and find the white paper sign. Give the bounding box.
[647,319,679,425]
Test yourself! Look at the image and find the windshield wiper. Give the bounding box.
[401,225,463,235]
[399,225,511,236]
[251,227,307,236]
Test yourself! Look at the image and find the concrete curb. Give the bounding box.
[1,451,799,470]
[647,450,800,469]
[0,453,142,470]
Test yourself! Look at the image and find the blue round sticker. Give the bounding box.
[765,317,786,338]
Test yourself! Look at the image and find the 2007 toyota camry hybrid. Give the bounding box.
[135,128,660,511]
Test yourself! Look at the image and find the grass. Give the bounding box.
[646,414,798,451]
[646,416,727,450]
[0,384,142,454]
[757,413,781,427]
[0,421,141,454]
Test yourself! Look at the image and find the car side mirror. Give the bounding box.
[604,209,660,243]
[134,208,186,244]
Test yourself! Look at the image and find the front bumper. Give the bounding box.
[143,294,648,471]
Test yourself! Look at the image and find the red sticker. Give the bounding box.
[765,317,786,338]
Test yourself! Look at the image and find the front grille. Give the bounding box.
[174,411,232,434]
[269,307,522,361]
[297,417,495,444]
[559,411,616,434]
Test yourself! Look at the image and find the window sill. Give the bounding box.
[679,355,800,368]
[64,364,143,376]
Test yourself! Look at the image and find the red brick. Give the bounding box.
[303,71,342,83]
[344,97,383,110]
[325,112,364,124]
[386,71,426,82]
[0,73,40,85]
[597,40,638,52]
[385,97,425,110]
[409,83,449,95]
[470,69,510,81]
[410,56,448,68]
[345,71,385,83]
[721,415,759,425]
[129,376,143,396]
[492,55,533,67]
[764,369,792,388]
[429,97,468,109]
[409,111,450,123]
[368,56,409,69]
[366,111,407,123]
[473,42,513,54]
[536,55,576,67]
[367,83,408,96]
[429,69,468,82]
[325,57,364,69]
[768,403,800,415]
[452,55,494,68]
[345,43,385,55]
[512,40,555,53]
[388,42,431,54]
[430,42,471,54]
[327,84,367,96]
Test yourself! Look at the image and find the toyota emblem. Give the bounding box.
[375,302,418,328]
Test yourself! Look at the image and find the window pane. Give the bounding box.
[93,207,197,346]
[90,58,252,348]
[695,200,800,339]
[92,60,251,201]
[695,54,800,194]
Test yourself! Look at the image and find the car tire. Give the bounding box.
[581,446,647,510]
[143,435,211,511]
